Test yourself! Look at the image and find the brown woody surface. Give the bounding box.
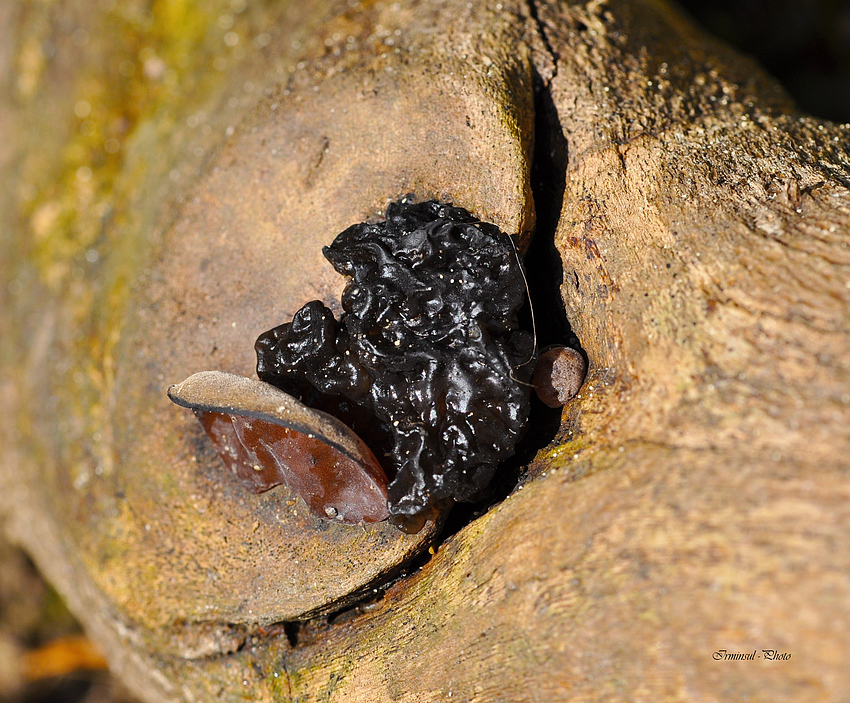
[1,0,849,701]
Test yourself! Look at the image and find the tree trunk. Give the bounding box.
[2,0,848,701]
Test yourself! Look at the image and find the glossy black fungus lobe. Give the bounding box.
[256,199,535,518]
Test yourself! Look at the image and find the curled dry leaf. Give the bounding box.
[167,371,390,524]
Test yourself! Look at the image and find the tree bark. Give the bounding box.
[1,0,849,701]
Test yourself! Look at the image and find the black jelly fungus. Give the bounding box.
[256,198,535,518]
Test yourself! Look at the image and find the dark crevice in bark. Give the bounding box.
[432,64,580,544]
[526,70,573,349]
[283,621,300,648]
[526,0,560,83]
[265,541,436,653]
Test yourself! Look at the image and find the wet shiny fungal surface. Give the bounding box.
[256,198,536,520]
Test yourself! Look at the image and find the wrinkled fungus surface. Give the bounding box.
[256,198,535,518]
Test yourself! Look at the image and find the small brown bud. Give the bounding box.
[532,346,587,408]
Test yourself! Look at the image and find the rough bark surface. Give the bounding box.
[1,0,849,701]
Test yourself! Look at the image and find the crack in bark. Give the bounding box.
[526,0,560,84]
[279,648,294,701]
